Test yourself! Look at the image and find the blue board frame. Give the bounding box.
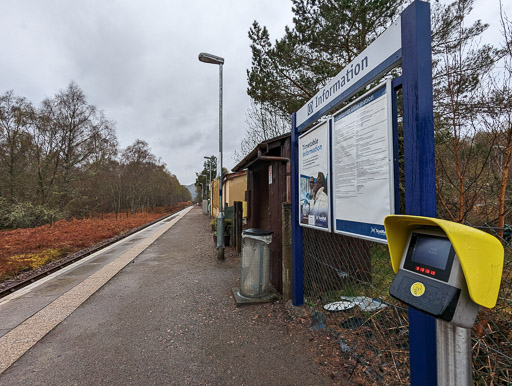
[291,1,437,384]
[401,2,437,385]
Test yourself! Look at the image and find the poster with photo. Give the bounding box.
[298,120,331,231]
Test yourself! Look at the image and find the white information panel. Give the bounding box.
[298,120,331,231]
[332,79,394,243]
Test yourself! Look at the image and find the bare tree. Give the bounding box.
[234,101,289,162]
[472,1,512,236]
[0,91,34,202]
[31,97,62,206]
[52,82,113,209]
[0,81,192,228]
[432,0,500,223]
[121,139,155,212]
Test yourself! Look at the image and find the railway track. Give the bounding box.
[0,207,190,299]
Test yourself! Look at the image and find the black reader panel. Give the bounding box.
[403,233,455,282]
[390,270,460,322]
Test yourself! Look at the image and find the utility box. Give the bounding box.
[240,229,273,298]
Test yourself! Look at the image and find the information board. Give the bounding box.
[332,80,394,242]
[298,120,331,231]
[295,17,401,130]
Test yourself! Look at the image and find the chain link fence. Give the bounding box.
[302,225,512,384]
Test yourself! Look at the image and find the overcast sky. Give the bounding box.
[0,0,294,185]
[0,0,510,185]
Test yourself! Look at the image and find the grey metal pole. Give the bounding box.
[436,320,472,385]
[209,161,212,216]
[204,156,212,217]
[216,63,225,260]
[198,52,224,260]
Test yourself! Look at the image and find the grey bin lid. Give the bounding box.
[242,228,274,236]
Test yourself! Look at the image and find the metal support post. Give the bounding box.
[436,320,472,385]
[198,52,225,259]
[235,201,242,253]
[204,156,212,217]
[282,202,292,302]
[208,159,212,216]
[401,1,437,384]
[217,63,224,260]
[291,112,304,306]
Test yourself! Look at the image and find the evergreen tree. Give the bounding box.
[246,0,404,116]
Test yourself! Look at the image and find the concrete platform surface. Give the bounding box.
[0,207,330,385]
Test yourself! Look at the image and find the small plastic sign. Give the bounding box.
[410,282,426,297]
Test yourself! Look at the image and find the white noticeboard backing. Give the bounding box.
[332,79,394,242]
[298,120,331,231]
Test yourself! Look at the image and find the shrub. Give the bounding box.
[0,199,63,229]
[210,217,232,232]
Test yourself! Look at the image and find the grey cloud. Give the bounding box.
[0,0,294,184]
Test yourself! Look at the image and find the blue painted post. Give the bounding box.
[291,112,304,306]
[401,1,437,385]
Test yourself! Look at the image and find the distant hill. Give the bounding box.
[186,184,197,201]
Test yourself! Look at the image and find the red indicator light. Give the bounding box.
[425,269,430,274]
[431,271,436,276]
[420,268,425,272]
[416,266,420,271]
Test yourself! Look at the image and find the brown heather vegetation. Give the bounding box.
[0,202,191,281]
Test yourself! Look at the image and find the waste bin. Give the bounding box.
[240,229,273,298]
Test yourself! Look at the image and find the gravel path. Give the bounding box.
[0,207,333,385]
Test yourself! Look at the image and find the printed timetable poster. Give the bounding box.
[332,80,394,243]
[299,120,331,232]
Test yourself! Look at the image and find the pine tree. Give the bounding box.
[246,0,405,116]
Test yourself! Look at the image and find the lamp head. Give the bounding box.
[198,52,224,65]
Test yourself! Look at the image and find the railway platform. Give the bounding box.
[0,206,329,385]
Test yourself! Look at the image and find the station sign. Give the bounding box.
[295,17,402,131]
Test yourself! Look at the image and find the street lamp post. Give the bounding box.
[199,52,225,260]
[204,156,212,216]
